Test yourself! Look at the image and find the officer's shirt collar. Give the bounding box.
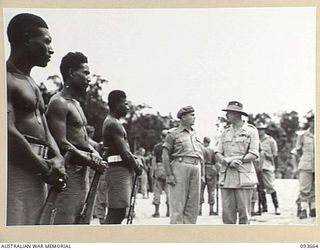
[230,120,249,133]
[177,124,194,133]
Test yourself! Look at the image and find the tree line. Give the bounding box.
[40,74,308,179]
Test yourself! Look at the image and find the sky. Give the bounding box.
[3,7,316,139]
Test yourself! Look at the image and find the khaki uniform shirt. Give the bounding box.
[163,125,203,161]
[216,122,259,188]
[295,129,314,172]
[260,134,278,171]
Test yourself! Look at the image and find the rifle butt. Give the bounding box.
[37,188,59,225]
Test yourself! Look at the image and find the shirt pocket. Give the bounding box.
[235,135,250,153]
[223,134,233,151]
[174,138,185,152]
[303,139,314,154]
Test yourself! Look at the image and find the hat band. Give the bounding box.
[224,105,244,112]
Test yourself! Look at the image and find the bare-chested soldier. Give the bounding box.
[6,13,66,225]
[46,52,105,224]
[102,90,142,224]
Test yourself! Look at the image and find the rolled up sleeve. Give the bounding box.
[215,134,225,155]
[162,133,174,153]
[249,128,259,157]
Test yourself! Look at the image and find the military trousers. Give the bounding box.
[152,178,169,205]
[261,169,276,194]
[299,170,315,208]
[169,161,200,224]
[94,170,108,219]
[221,188,253,224]
[139,170,148,198]
[200,166,217,205]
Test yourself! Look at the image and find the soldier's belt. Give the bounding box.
[107,155,122,163]
[24,135,49,159]
[30,143,49,159]
[174,156,201,165]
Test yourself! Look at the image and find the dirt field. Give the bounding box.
[91,178,316,225]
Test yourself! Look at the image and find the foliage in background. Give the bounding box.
[83,75,109,142]
[40,75,310,179]
[124,102,179,153]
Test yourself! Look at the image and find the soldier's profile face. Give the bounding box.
[117,97,129,117]
[28,27,53,67]
[258,129,266,137]
[183,112,195,126]
[71,63,91,91]
[226,111,239,123]
[203,141,209,147]
[309,119,314,129]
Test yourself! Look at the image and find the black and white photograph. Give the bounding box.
[2,1,318,243]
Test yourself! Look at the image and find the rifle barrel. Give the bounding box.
[127,174,138,224]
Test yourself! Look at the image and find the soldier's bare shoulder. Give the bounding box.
[103,116,124,132]
[47,93,69,112]
[7,72,22,93]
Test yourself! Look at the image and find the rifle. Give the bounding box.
[75,161,107,224]
[215,173,219,215]
[37,152,69,225]
[255,152,265,215]
[127,174,138,224]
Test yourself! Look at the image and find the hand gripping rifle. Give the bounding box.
[127,174,138,224]
[37,152,69,225]
[75,160,108,224]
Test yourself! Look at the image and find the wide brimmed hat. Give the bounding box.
[177,105,195,119]
[222,101,248,116]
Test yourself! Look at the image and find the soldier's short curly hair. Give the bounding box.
[7,13,48,46]
[60,52,88,82]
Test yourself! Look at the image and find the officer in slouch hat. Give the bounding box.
[215,101,259,224]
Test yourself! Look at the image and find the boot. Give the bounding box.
[271,192,280,215]
[297,209,302,218]
[309,209,316,217]
[299,209,307,219]
[309,202,316,217]
[99,218,106,224]
[297,202,302,217]
[199,205,202,216]
[152,204,160,218]
[261,190,268,212]
[250,202,256,217]
[209,204,214,216]
[166,204,170,217]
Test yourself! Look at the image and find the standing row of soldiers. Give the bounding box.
[6,13,143,225]
[6,13,315,226]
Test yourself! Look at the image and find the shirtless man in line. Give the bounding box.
[102,90,142,224]
[6,13,66,225]
[46,52,105,224]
